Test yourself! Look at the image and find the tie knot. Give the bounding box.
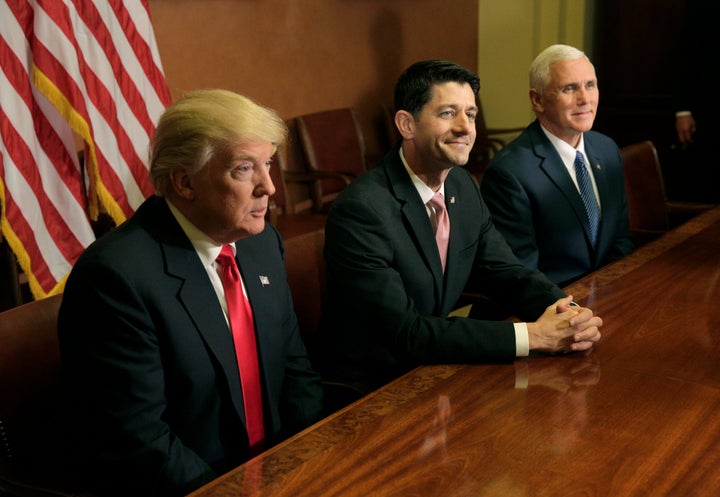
[428,192,445,211]
[216,245,236,268]
[574,151,585,166]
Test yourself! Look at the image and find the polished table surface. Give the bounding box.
[189,207,720,497]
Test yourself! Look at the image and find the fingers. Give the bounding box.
[569,309,602,352]
[569,340,596,352]
[531,299,603,353]
[554,295,575,314]
[571,321,602,350]
[568,306,602,328]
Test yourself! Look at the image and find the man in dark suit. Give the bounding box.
[58,89,324,497]
[313,60,603,391]
[481,44,634,287]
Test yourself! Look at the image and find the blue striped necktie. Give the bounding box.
[574,151,600,245]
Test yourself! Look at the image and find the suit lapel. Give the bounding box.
[530,123,595,245]
[384,154,446,294]
[442,171,468,312]
[150,199,247,419]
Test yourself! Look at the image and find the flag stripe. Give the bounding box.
[81,0,164,137]
[115,0,172,111]
[1,1,93,298]
[0,0,169,299]
[34,0,146,220]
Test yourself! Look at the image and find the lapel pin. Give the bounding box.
[450,196,456,204]
[595,163,601,170]
[259,275,270,286]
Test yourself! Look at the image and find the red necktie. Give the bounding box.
[428,192,450,271]
[216,245,265,449]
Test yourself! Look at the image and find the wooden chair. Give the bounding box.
[266,147,326,239]
[267,146,299,223]
[620,140,715,244]
[0,293,91,497]
[283,229,371,414]
[294,108,367,213]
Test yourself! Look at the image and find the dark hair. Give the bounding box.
[394,60,480,118]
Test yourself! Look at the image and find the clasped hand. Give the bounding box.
[527,295,602,353]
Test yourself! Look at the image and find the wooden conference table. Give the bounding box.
[189,206,720,497]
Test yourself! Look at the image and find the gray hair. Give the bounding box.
[529,44,592,94]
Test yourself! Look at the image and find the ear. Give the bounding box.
[395,110,415,139]
[168,167,195,201]
[529,89,543,113]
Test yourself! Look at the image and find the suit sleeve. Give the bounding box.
[58,256,215,497]
[324,194,519,366]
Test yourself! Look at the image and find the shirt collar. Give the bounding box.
[165,198,229,267]
[399,147,446,204]
[539,123,587,166]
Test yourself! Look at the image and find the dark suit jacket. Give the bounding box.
[481,120,634,287]
[313,146,566,389]
[58,195,323,497]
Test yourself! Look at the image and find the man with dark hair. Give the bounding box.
[313,60,603,390]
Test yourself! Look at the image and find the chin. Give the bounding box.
[452,154,471,166]
[236,220,266,239]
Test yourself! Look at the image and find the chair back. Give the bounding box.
[267,147,291,225]
[0,293,86,496]
[295,108,367,212]
[620,140,669,234]
[283,229,326,348]
[266,146,327,239]
[282,228,371,413]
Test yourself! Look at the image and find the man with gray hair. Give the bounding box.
[58,89,324,496]
[481,44,634,287]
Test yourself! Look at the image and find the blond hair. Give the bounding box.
[149,89,287,196]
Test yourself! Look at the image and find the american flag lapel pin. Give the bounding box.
[450,196,456,204]
[259,275,270,286]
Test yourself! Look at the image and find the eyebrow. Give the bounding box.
[437,103,478,112]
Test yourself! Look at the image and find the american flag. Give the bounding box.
[0,0,171,299]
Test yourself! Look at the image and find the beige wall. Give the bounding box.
[148,0,478,163]
[478,0,593,130]
[147,0,592,161]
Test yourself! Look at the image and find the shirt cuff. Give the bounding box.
[675,110,692,117]
[514,322,529,357]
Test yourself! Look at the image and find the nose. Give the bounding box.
[254,165,276,198]
[576,87,589,104]
[454,114,474,134]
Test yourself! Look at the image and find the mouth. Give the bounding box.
[446,140,471,148]
[251,205,267,217]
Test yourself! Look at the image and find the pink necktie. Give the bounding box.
[216,245,265,449]
[428,192,450,271]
